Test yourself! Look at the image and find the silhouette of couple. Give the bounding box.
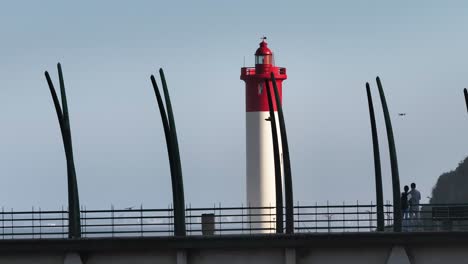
[401,183,421,230]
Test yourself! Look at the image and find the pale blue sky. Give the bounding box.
[0,0,467,210]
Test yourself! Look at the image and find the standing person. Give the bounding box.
[409,183,421,219]
[401,185,410,230]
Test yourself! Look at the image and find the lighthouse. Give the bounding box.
[240,39,287,232]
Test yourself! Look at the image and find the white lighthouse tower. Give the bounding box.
[240,39,287,232]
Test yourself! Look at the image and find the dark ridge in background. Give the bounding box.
[430,156,468,203]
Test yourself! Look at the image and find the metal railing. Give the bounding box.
[1,203,467,239]
[241,67,287,76]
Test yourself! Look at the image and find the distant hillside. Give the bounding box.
[430,156,468,204]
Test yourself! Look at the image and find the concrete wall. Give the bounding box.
[0,233,466,264]
[0,254,63,264]
[86,251,175,264]
[189,249,283,264]
[298,247,391,264]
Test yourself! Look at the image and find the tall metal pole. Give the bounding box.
[44,63,81,238]
[159,69,186,236]
[270,72,294,234]
[366,83,384,231]
[464,88,468,114]
[150,75,181,236]
[265,79,284,233]
[376,76,402,232]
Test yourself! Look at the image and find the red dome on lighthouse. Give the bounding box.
[255,40,272,56]
[254,39,273,65]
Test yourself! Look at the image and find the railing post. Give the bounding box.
[343,201,345,232]
[171,204,174,235]
[111,205,114,237]
[61,205,65,238]
[327,201,331,232]
[214,203,218,235]
[187,203,191,235]
[11,208,13,239]
[315,202,318,232]
[32,206,34,239]
[248,202,252,235]
[1,207,4,239]
[241,203,244,234]
[83,205,87,238]
[296,201,300,233]
[219,202,222,235]
[269,203,272,232]
[140,204,143,237]
[80,205,84,238]
[356,200,360,232]
[38,207,41,239]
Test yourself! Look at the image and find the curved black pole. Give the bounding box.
[150,75,181,236]
[159,68,186,236]
[270,72,294,234]
[366,83,384,231]
[464,88,468,114]
[58,64,81,238]
[265,79,284,233]
[44,63,81,238]
[376,76,401,232]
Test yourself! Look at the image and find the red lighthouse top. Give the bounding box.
[240,39,287,78]
[240,39,287,112]
[255,40,273,65]
[255,40,272,56]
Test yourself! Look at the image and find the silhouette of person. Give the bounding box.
[401,186,410,217]
[409,182,421,219]
[401,185,410,231]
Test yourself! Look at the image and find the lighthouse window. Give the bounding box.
[255,55,272,64]
[255,55,265,64]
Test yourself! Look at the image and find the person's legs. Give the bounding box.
[402,209,410,231]
[409,205,415,219]
[413,205,420,229]
[409,209,414,231]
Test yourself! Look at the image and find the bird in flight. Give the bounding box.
[398,113,407,116]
